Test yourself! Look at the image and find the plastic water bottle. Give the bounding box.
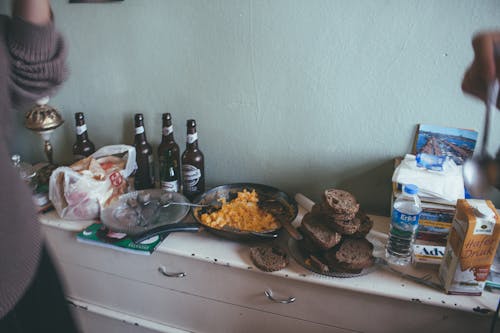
[386,184,422,266]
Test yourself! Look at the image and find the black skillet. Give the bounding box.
[131,183,298,243]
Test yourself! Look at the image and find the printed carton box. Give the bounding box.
[438,199,500,295]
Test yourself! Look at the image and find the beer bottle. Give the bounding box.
[160,149,179,192]
[133,113,155,190]
[72,112,95,161]
[182,119,205,200]
[158,113,180,192]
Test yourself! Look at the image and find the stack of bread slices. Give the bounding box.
[298,188,375,274]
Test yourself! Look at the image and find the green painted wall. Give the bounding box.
[7,0,500,215]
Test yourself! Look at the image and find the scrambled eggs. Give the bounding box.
[200,189,280,232]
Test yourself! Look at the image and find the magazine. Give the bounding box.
[76,222,165,255]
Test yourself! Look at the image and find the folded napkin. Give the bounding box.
[392,154,464,203]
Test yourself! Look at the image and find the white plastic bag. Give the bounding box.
[49,145,137,220]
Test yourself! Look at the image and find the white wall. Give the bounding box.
[8,0,500,214]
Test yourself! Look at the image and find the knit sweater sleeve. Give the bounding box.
[6,16,67,108]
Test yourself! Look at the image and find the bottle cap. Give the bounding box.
[187,119,196,127]
[473,204,494,218]
[75,112,84,120]
[162,113,172,120]
[403,184,419,195]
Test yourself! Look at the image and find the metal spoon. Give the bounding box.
[463,80,500,197]
[159,193,211,208]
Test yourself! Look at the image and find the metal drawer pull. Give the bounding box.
[264,289,295,304]
[158,266,186,278]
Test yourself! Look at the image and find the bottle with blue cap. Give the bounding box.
[386,184,422,265]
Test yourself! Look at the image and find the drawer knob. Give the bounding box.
[158,266,186,278]
[264,289,295,304]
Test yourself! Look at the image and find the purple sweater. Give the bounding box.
[0,16,67,318]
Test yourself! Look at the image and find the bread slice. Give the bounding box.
[297,226,324,255]
[323,189,359,215]
[300,213,342,250]
[250,246,289,272]
[312,202,357,221]
[324,238,374,272]
[351,210,373,238]
[326,214,361,235]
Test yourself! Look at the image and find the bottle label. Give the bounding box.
[76,124,87,135]
[163,125,173,136]
[161,180,179,192]
[135,126,145,135]
[392,208,420,229]
[182,164,201,188]
[187,133,198,144]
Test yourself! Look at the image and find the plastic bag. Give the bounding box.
[49,145,137,220]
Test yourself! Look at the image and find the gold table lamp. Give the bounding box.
[24,97,64,165]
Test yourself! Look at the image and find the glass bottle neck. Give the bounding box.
[75,122,89,140]
[186,131,198,148]
[161,123,175,143]
[135,125,148,143]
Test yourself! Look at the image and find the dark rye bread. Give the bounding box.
[312,202,356,221]
[250,246,289,272]
[326,214,361,235]
[323,189,359,216]
[300,213,342,250]
[351,210,374,238]
[323,238,374,273]
[297,226,324,255]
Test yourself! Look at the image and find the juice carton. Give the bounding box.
[438,199,500,295]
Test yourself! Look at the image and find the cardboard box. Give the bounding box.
[438,199,500,295]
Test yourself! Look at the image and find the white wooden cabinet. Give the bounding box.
[40,211,500,333]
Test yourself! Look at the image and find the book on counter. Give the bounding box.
[76,222,165,255]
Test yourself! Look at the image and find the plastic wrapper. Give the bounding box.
[49,145,137,220]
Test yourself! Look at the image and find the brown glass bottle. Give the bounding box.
[133,113,155,190]
[158,113,180,192]
[72,112,95,161]
[182,119,205,200]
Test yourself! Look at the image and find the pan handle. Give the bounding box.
[249,231,279,239]
[131,222,200,243]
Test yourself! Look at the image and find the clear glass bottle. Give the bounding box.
[72,112,95,161]
[181,119,205,200]
[133,113,155,190]
[158,113,180,192]
[385,184,422,266]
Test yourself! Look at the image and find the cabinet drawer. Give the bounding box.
[63,263,352,333]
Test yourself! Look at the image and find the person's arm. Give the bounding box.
[7,0,67,108]
[12,0,51,25]
[461,31,500,108]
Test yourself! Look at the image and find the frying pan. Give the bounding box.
[131,183,298,243]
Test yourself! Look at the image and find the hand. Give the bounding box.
[12,0,51,25]
[462,31,500,108]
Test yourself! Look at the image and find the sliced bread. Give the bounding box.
[300,213,342,250]
[351,210,374,238]
[250,246,289,272]
[324,238,374,272]
[323,189,359,216]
